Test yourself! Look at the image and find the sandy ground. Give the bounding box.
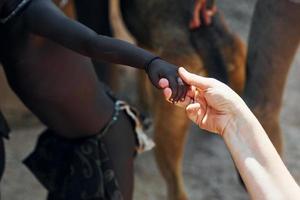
[1,0,300,199]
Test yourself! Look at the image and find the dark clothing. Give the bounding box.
[24,98,153,200]
[24,129,124,200]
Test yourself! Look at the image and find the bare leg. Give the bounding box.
[190,12,246,94]
[101,110,136,200]
[244,0,300,155]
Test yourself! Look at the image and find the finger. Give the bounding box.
[204,7,217,25]
[179,85,197,103]
[189,19,197,30]
[186,103,201,123]
[193,89,208,124]
[167,77,179,103]
[163,87,172,101]
[174,77,186,102]
[194,89,207,111]
[204,11,212,25]
[176,96,193,108]
[163,87,191,108]
[177,77,189,102]
[196,103,206,126]
[207,9,216,17]
[195,88,204,103]
[178,67,214,90]
[174,86,182,102]
[200,0,209,26]
[211,4,217,14]
[185,86,196,99]
[180,84,189,102]
[159,78,169,89]
[186,103,206,126]
[189,0,202,29]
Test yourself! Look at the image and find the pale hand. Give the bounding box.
[159,67,246,136]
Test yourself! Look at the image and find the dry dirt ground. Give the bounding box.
[1,0,300,199]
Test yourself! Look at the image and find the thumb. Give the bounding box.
[178,67,213,90]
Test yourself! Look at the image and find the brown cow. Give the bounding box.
[120,1,300,199]
[120,0,246,199]
[244,0,300,157]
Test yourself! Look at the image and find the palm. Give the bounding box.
[188,86,239,135]
[198,105,231,135]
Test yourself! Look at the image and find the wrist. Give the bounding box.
[222,102,257,138]
[144,56,161,73]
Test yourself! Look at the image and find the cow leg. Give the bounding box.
[148,38,204,200]
[190,12,247,94]
[244,0,300,155]
[154,100,190,200]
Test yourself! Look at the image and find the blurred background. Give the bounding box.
[0,0,299,199]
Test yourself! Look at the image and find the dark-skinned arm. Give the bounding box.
[20,0,187,100]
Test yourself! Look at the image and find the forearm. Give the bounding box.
[85,34,155,69]
[223,108,300,199]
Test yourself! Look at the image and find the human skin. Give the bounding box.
[121,1,245,198]
[189,0,217,29]
[160,68,300,199]
[0,0,186,198]
[0,0,188,137]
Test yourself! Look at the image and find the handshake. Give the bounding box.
[158,67,249,137]
[160,68,300,200]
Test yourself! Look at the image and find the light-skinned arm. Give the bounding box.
[159,67,300,200]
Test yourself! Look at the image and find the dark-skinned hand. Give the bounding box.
[145,58,188,102]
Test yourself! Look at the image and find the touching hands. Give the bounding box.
[159,67,247,136]
[145,58,188,102]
